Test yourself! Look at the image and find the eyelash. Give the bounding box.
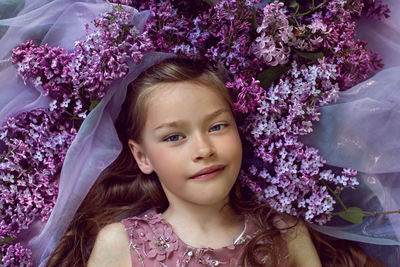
[209,123,227,132]
[163,123,228,142]
[164,134,184,142]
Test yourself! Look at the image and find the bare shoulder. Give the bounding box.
[274,215,322,267]
[87,222,131,267]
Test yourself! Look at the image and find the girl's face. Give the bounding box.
[129,81,242,208]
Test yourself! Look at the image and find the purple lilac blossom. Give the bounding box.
[303,0,384,89]
[0,110,75,258]
[240,60,358,224]
[12,6,153,120]
[362,0,390,19]
[125,0,196,55]
[125,0,266,112]
[0,242,32,267]
[196,0,266,113]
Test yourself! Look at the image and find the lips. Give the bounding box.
[190,165,225,180]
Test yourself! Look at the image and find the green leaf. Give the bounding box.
[252,9,259,30]
[294,49,324,62]
[89,100,100,111]
[0,237,15,245]
[336,206,365,224]
[289,1,300,9]
[256,66,291,89]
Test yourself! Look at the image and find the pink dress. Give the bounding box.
[121,210,289,266]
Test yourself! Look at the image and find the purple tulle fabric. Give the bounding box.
[0,0,399,266]
[302,0,400,263]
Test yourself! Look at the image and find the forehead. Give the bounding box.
[143,81,232,127]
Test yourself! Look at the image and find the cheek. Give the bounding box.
[219,132,242,163]
[147,146,181,175]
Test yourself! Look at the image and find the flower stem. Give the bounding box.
[293,0,326,17]
[320,180,347,210]
[329,46,356,72]
[363,210,400,216]
[1,150,11,163]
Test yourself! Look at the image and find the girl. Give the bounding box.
[46,57,383,267]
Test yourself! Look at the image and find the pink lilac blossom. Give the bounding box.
[128,0,262,76]
[69,7,153,100]
[201,0,260,73]
[254,1,293,66]
[196,0,266,113]
[290,18,329,51]
[254,1,330,67]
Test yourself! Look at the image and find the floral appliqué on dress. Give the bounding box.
[121,210,277,267]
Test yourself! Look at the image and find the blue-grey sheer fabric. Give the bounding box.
[303,0,400,264]
[0,0,399,266]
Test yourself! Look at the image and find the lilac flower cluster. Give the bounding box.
[1,242,32,267]
[138,1,194,54]
[120,0,266,113]
[226,76,263,113]
[254,1,329,67]
[11,41,71,101]
[199,0,265,112]
[362,0,390,19]
[200,0,259,73]
[239,60,358,224]
[294,0,384,89]
[12,5,153,120]
[125,0,259,74]
[0,109,75,257]
[254,1,293,66]
[70,8,153,98]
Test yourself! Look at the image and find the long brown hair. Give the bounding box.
[47,57,385,267]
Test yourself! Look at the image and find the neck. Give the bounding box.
[163,198,236,229]
[162,199,244,249]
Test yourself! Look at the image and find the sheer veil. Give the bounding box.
[0,0,399,266]
[303,0,400,263]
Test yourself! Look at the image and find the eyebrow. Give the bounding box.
[153,108,231,131]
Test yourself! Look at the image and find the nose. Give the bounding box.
[191,133,215,161]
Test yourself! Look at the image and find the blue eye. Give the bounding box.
[164,134,184,142]
[210,124,226,132]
